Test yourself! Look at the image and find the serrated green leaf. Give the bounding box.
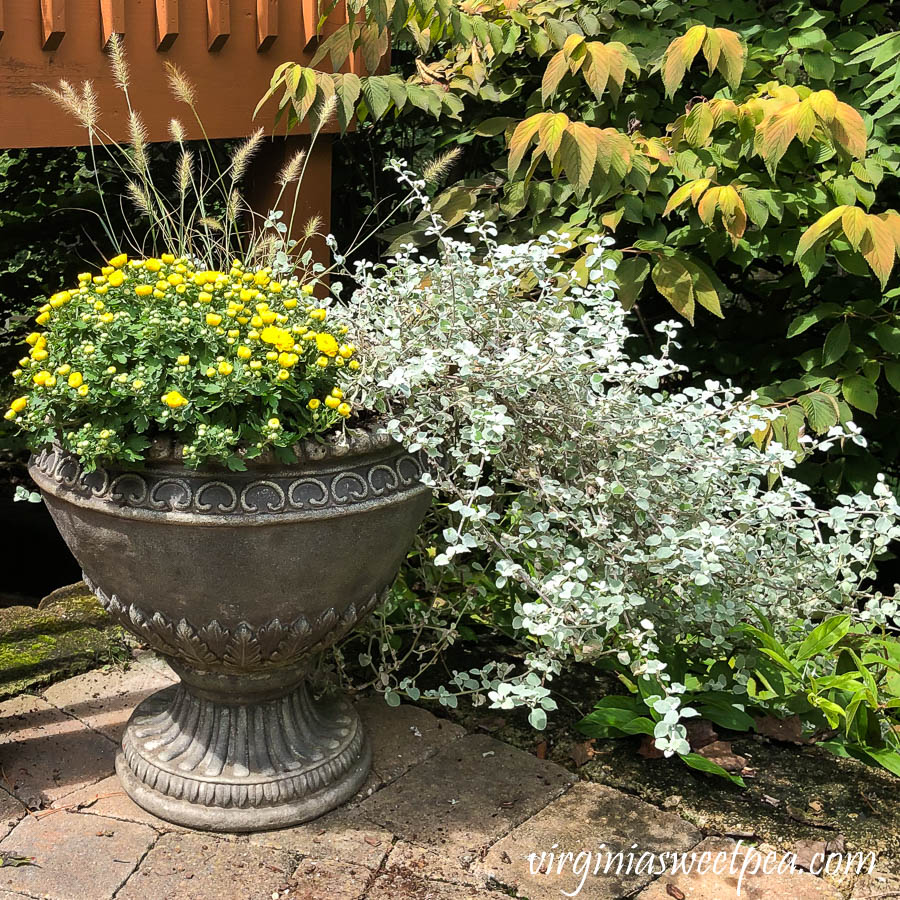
[842,374,878,414]
[822,320,851,365]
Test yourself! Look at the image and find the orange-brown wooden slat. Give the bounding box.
[99,0,125,47]
[257,0,278,51]
[41,0,66,51]
[207,0,231,51]
[155,0,179,50]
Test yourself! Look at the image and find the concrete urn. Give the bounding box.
[29,428,431,831]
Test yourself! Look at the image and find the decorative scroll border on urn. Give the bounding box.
[85,575,386,674]
[32,438,430,519]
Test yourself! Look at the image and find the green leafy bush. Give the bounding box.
[265,0,900,493]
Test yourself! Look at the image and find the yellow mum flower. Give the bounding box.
[277,370,290,381]
[35,312,51,326]
[25,332,42,346]
[283,298,297,309]
[161,253,176,264]
[162,390,188,408]
[135,284,153,297]
[10,397,28,413]
[107,270,125,287]
[260,326,294,352]
[324,395,340,409]
[31,349,48,361]
[237,346,252,360]
[218,361,234,375]
[278,352,298,368]
[68,372,83,389]
[302,284,315,296]
[267,417,280,428]
[337,402,351,417]
[56,364,71,376]
[109,253,128,268]
[315,333,339,357]
[307,398,321,410]
[145,258,162,272]
[316,356,329,367]
[168,273,184,286]
[199,291,213,303]
[349,359,360,370]
[206,313,223,327]
[176,354,190,366]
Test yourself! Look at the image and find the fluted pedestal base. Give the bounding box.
[117,678,371,832]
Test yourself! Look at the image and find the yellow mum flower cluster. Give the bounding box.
[6,251,362,458]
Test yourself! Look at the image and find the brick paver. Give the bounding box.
[0,810,155,900]
[636,837,843,900]
[41,653,176,743]
[0,656,871,900]
[115,832,296,900]
[478,781,702,899]
[358,732,575,866]
[0,694,116,807]
[0,790,27,842]
[249,807,393,870]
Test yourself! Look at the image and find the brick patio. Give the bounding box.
[0,654,850,899]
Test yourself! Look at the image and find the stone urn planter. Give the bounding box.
[29,428,431,832]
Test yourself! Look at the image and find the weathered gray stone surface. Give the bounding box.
[249,807,393,869]
[359,732,575,864]
[478,781,702,900]
[636,837,843,900]
[0,810,155,900]
[0,693,116,807]
[41,653,176,742]
[115,832,295,900]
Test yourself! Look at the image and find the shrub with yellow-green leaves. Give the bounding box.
[5,252,360,471]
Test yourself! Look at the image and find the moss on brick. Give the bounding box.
[0,582,127,699]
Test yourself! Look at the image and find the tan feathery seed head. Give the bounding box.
[423,147,463,185]
[178,150,194,196]
[278,149,306,186]
[303,215,323,239]
[168,118,186,143]
[128,110,149,171]
[165,62,197,106]
[108,34,129,91]
[230,128,264,183]
[126,180,152,215]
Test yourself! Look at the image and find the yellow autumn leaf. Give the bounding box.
[842,206,868,251]
[876,212,900,253]
[809,90,838,123]
[508,114,545,177]
[664,178,710,216]
[795,205,847,261]
[583,44,611,100]
[652,256,696,323]
[661,24,707,98]
[536,112,570,161]
[860,215,896,287]
[697,186,722,224]
[560,121,598,194]
[713,28,745,89]
[830,102,867,159]
[541,50,569,104]
[755,102,801,168]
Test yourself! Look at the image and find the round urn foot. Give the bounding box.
[117,680,371,832]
